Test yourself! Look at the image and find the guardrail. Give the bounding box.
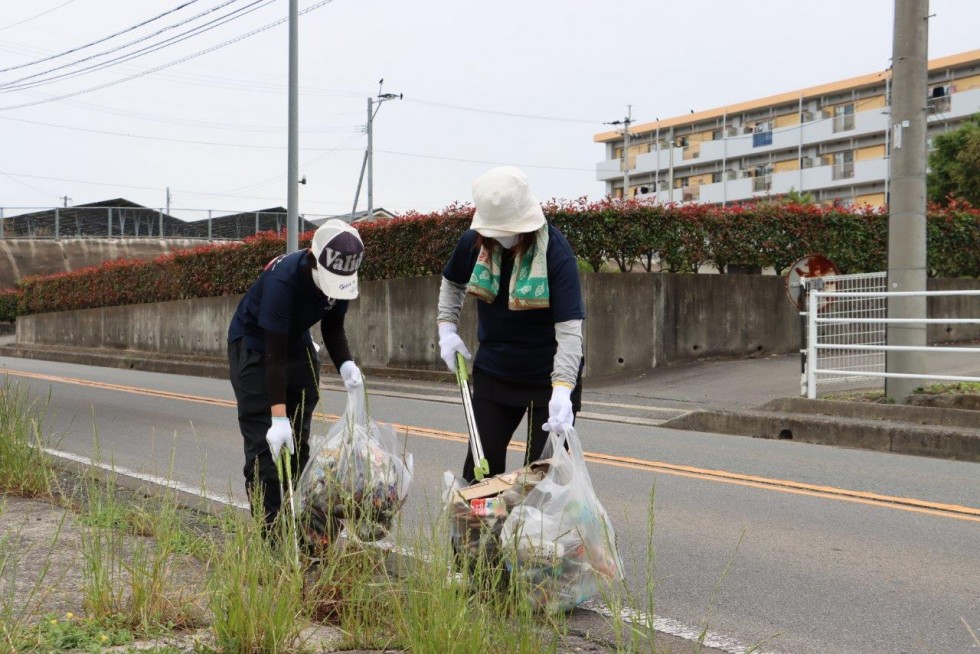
[804,287,980,399]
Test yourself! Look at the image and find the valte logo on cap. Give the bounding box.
[318,231,364,276]
[311,219,364,300]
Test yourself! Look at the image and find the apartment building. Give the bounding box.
[594,49,980,207]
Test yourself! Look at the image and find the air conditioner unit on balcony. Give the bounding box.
[801,156,815,168]
[727,126,739,137]
[726,170,738,181]
[738,169,754,179]
[800,110,814,122]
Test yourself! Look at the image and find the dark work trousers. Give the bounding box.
[462,369,582,483]
[228,338,320,526]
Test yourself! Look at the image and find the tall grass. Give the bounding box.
[385,509,562,654]
[207,484,306,654]
[79,466,204,632]
[0,378,55,498]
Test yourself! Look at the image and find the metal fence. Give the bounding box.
[802,273,980,398]
[802,272,888,395]
[0,206,334,240]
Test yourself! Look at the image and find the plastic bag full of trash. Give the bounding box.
[296,386,413,548]
[499,425,623,614]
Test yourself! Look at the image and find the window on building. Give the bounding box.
[832,104,855,132]
[832,150,855,180]
[752,121,773,147]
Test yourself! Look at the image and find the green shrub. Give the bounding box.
[0,289,18,322]
[12,201,980,317]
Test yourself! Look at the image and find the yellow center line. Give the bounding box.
[5,367,979,523]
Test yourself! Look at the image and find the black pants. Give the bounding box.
[228,338,320,526]
[462,369,582,482]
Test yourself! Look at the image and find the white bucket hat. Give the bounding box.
[470,166,546,237]
[310,219,363,299]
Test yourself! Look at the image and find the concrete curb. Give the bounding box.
[661,399,980,463]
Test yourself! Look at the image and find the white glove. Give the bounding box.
[542,385,574,433]
[339,360,363,391]
[438,322,471,372]
[266,417,293,459]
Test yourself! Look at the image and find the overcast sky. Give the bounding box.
[0,0,977,220]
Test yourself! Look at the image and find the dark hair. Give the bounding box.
[472,231,537,259]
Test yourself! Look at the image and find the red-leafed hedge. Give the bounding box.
[11,201,980,317]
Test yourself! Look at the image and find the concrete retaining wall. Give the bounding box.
[15,273,980,378]
[0,238,209,289]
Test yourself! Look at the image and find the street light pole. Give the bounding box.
[354,80,401,220]
[286,0,299,253]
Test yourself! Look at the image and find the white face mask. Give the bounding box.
[495,234,518,249]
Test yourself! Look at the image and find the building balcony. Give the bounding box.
[596,158,622,182]
[690,157,888,204]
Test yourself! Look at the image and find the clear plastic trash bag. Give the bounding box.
[297,386,413,548]
[499,425,623,613]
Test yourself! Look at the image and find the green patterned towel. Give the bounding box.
[467,226,550,310]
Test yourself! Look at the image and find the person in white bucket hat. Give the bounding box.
[228,219,366,527]
[437,166,585,482]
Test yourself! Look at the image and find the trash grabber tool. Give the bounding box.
[274,446,301,568]
[456,352,489,480]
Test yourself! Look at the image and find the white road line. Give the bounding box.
[579,598,781,654]
[43,446,250,510]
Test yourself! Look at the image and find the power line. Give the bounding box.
[0,0,273,92]
[49,97,359,133]
[0,0,78,33]
[220,133,365,194]
[0,169,64,198]
[0,114,312,148]
[0,0,204,72]
[375,149,594,172]
[0,112,593,173]
[0,0,338,111]
[2,38,368,98]
[405,97,602,125]
[0,170,356,208]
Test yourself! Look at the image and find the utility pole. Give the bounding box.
[366,96,374,218]
[885,0,929,403]
[286,0,299,253]
[165,187,171,216]
[61,196,70,208]
[355,80,402,220]
[604,106,633,199]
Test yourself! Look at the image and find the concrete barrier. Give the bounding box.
[0,238,210,290]
[14,273,980,379]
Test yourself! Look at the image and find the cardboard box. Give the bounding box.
[454,459,552,503]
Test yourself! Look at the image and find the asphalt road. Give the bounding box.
[2,355,978,654]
